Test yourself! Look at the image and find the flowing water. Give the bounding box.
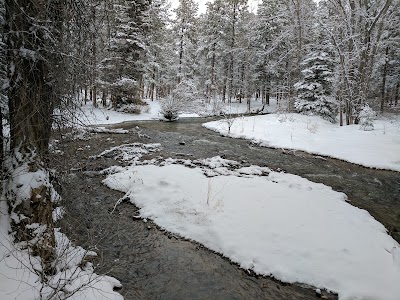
[52,118,400,299]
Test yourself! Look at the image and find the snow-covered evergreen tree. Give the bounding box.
[143,0,172,101]
[197,0,226,102]
[294,50,337,122]
[173,0,199,84]
[359,104,375,131]
[100,0,150,109]
[253,0,285,105]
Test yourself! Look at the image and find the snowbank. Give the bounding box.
[0,162,123,300]
[0,204,123,300]
[103,159,400,300]
[204,113,400,171]
[74,100,163,125]
[70,99,269,126]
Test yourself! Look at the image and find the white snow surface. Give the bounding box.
[0,167,123,300]
[75,100,164,125]
[103,159,400,300]
[204,113,400,172]
[0,207,123,300]
[72,99,268,126]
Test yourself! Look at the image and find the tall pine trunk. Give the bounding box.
[380,46,389,113]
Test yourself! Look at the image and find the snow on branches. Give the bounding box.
[294,50,337,123]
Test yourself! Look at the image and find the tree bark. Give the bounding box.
[0,105,3,190]
[92,4,97,108]
[380,46,389,113]
[5,0,61,273]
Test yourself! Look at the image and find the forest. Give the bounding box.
[0,0,399,299]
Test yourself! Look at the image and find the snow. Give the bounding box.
[0,204,123,300]
[93,142,161,162]
[72,99,269,126]
[103,158,400,300]
[75,100,162,125]
[0,154,123,299]
[204,113,400,172]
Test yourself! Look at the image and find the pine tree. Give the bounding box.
[294,50,337,122]
[223,0,248,103]
[359,103,375,131]
[173,0,199,84]
[143,0,173,101]
[197,0,225,102]
[254,0,284,106]
[100,0,150,110]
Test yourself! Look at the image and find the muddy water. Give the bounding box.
[53,118,400,300]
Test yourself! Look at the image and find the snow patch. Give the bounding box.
[103,159,400,300]
[204,113,400,171]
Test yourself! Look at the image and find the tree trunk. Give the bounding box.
[178,24,184,84]
[6,0,60,274]
[222,62,228,103]
[339,103,343,126]
[209,43,216,103]
[91,4,97,108]
[0,105,3,190]
[84,85,88,104]
[228,2,237,104]
[102,89,107,107]
[380,46,389,113]
[265,76,270,105]
[151,69,156,101]
[92,85,97,107]
[90,85,93,105]
[346,102,351,125]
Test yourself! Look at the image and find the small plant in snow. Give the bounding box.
[219,104,239,134]
[359,104,375,131]
[160,80,200,121]
[307,119,319,133]
[159,95,181,121]
[210,97,224,115]
[278,113,295,123]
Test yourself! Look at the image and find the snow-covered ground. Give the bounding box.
[103,156,400,300]
[0,203,123,300]
[204,113,400,172]
[0,162,123,300]
[71,99,269,126]
[73,100,164,125]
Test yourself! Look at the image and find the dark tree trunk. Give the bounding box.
[209,43,216,103]
[0,105,3,187]
[380,46,389,113]
[84,85,88,104]
[265,75,271,105]
[151,69,156,101]
[222,62,228,103]
[90,85,93,105]
[5,0,62,273]
[92,5,97,108]
[102,89,107,107]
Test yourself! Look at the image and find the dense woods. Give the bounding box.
[69,0,399,121]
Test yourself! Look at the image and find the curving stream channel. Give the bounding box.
[51,118,400,300]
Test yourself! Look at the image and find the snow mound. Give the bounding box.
[103,162,400,300]
[204,113,400,172]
